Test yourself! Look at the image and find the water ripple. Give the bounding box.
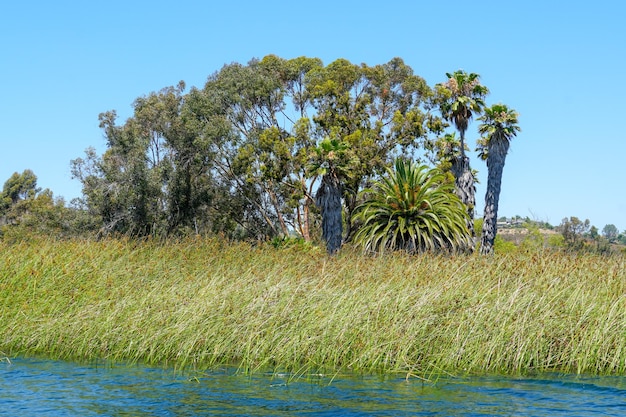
[1,358,625,416]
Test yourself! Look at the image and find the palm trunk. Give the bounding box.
[451,129,476,248]
[480,140,509,254]
[451,155,475,248]
[316,172,342,254]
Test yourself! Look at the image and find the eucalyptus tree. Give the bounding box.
[558,216,590,250]
[133,82,192,233]
[73,116,158,236]
[156,85,227,235]
[424,132,459,174]
[1,169,39,210]
[201,55,323,240]
[602,224,619,243]
[476,104,520,254]
[69,55,441,246]
[1,169,40,226]
[353,159,471,254]
[72,83,189,237]
[0,171,87,239]
[305,57,435,251]
[436,71,489,238]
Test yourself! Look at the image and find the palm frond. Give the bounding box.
[353,159,472,254]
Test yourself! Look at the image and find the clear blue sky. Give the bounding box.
[2,1,625,231]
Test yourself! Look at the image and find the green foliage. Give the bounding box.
[308,137,355,179]
[67,55,444,245]
[2,239,625,376]
[269,235,320,253]
[558,216,591,250]
[71,84,191,237]
[493,235,518,253]
[425,132,462,173]
[1,169,39,211]
[476,104,521,160]
[207,57,321,239]
[0,170,93,241]
[434,70,490,237]
[548,233,565,248]
[306,57,438,241]
[436,70,489,152]
[353,159,472,254]
[477,103,521,254]
[519,222,544,252]
[602,224,619,242]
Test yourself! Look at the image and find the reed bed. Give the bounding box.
[0,237,624,377]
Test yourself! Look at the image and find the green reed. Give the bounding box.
[1,237,624,377]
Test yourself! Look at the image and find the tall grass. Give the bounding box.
[0,237,624,377]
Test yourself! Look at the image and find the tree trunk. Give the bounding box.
[295,193,314,242]
[267,185,289,236]
[315,172,342,254]
[480,140,509,254]
[451,155,476,248]
[297,179,316,242]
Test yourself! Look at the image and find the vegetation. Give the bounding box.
[3,55,626,379]
[311,138,350,254]
[0,170,91,241]
[1,238,624,377]
[435,71,489,239]
[353,159,472,254]
[67,56,436,253]
[5,55,625,255]
[477,104,521,254]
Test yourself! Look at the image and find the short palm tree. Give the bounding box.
[310,137,355,254]
[353,159,472,254]
[477,104,521,254]
[316,171,343,254]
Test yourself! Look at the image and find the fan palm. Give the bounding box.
[353,159,472,254]
[437,71,489,239]
[316,171,342,254]
[310,137,356,254]
[477,104,521,254]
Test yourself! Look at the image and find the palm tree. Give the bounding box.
[316,171,343,254]
[311,137,355,254]
[477,104,521,254]
[352,159,472,254]
[437,71,489,239]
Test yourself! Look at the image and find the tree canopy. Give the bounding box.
[6,56,584,256]
[69,55,441,249]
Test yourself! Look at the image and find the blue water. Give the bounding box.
[1,357,625,416]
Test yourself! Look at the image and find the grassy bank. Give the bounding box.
[1,237,624,377]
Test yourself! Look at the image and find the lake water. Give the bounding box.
[1,357,625,416]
